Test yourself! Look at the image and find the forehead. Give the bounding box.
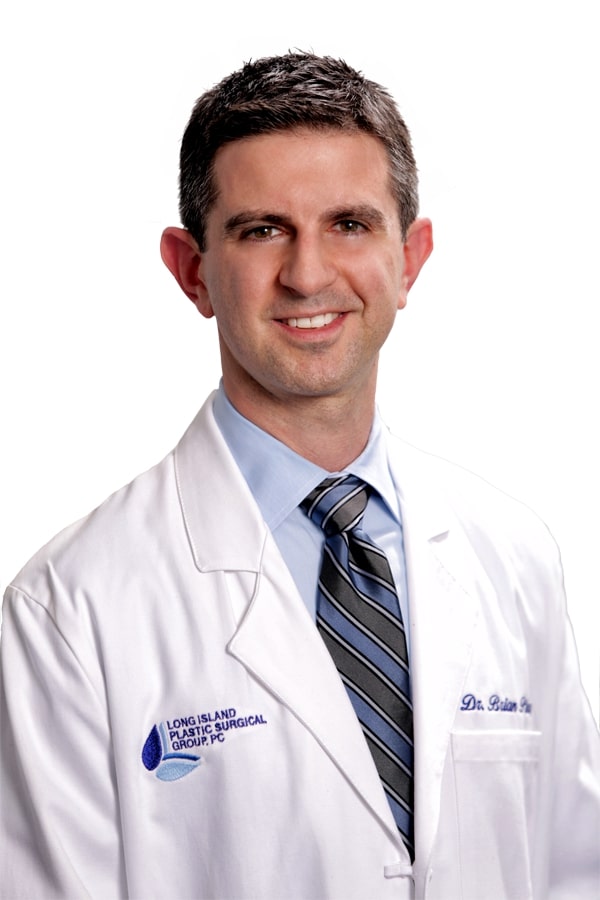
[209,128,396,216]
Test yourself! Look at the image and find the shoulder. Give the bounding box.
[5,447,180,611]
[5,395,224,602]
[387,432,562,576]
[4,393,255,611]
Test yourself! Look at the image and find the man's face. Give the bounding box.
[192,128,430,417]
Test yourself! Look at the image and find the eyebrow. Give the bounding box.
[222,204,390,237]
[222,211,289,236]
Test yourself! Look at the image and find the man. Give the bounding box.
[1,52,598,900]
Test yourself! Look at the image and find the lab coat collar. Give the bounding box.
[174,393,268,573]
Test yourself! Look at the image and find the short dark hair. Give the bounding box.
[179,52,419,250]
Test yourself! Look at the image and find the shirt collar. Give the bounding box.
[212,384,400,530]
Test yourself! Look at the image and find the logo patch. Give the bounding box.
[142,722,201,781]
[142,706,268,781]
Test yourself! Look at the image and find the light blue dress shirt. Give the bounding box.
[213,386,410,654]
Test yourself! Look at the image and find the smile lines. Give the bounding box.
[282,313,341,329]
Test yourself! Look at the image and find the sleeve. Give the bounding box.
[0,586,126,899]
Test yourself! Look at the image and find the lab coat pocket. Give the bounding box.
[450,729,542,900]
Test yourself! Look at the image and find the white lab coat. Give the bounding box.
[1,394,599,900]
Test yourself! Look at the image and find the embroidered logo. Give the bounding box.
[142,722,201,781]
[142,706,268,781]
[460,693,533,714]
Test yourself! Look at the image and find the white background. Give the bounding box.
[1,1,598,722]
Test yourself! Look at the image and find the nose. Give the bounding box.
[278,235,337,297]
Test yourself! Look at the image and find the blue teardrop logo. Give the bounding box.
[141,723,201,780]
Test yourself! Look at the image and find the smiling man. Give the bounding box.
[161,127,431,469]
[1,53,599,900]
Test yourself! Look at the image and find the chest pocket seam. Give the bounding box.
[451,729,542,762]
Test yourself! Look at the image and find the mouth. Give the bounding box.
[280,312,342,329]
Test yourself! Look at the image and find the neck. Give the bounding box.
[223,383,376,472]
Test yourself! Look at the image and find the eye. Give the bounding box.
[334,219,366,234]
[242,224,282,241]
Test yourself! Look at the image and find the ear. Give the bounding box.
[398,217,433,310]
[160,227,214,318]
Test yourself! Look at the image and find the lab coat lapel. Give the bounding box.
[176,396,403,847]
[389,440,482,866]
[405,521,480,867]
[227,542,404,848]
[174,395,267,574]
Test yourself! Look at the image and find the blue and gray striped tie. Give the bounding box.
[302,474,414,857]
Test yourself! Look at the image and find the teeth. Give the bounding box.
[285,313,339,329]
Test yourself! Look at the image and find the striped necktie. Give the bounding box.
[301,474,414,858]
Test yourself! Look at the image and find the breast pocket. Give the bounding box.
[450,729,542,900]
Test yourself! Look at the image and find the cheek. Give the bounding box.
[352,250,404,290]
[202,273,239,325]
[358,265,404,316]
[213,263,271,315]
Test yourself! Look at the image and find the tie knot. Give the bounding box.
[301,474,370,536]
